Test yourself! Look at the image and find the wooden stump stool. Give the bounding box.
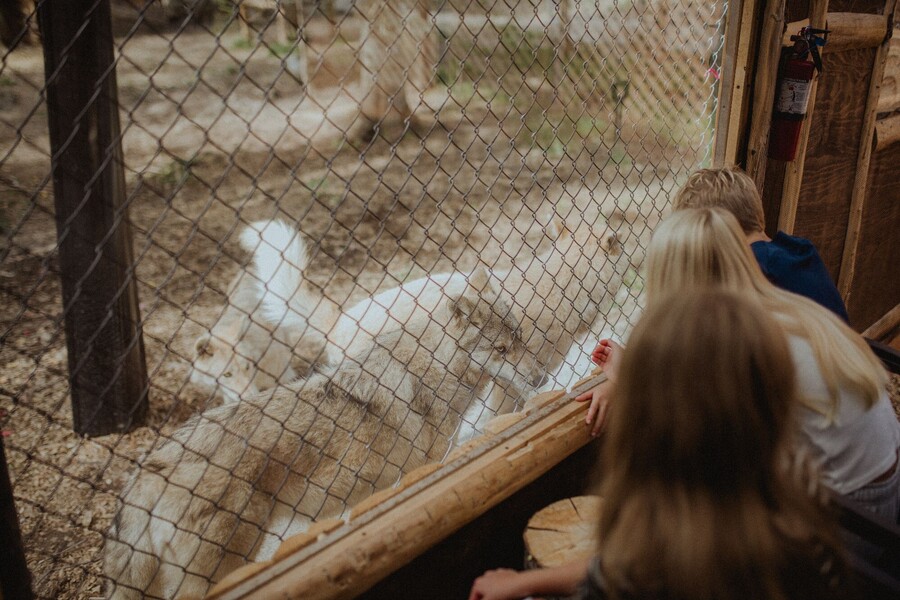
[524,495,602,570]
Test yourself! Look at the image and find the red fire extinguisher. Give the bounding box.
[769,27,828,161]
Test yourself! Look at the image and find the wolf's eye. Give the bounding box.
[495,344,507,355]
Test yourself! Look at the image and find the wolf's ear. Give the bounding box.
[194,333,214,357]
[600,230,621,256]
[447,294,480,327]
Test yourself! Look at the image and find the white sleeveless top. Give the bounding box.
[790,336,900,494]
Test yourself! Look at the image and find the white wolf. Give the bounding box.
[259,216,625,401]
[104,258,541,599]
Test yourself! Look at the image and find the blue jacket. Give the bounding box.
[751,231,849,322]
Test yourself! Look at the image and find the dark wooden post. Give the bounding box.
[37,0,149,435]
[0,436,33,600]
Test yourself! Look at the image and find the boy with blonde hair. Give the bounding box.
[671,166,848,321]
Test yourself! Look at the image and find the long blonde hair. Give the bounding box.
[644,207,886,416]
[598,289,844,600]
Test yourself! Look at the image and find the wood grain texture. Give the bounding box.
[777,0,828,234]
[827,0,884,14]
[37,0,149,435]
[861,303,900,340]
[791,48,877,280]
[746,0,787,188]
[874,112,900,149]
[844,143,900,329]
[782,14,889,52]
[205,378,604,600]
[524,495,602,569]
[837,0,898,301]
[717,0,759,166]
[877,36,900,113]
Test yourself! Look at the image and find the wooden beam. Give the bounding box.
[745,0,787,189]
[782,13,890,52]
[837,0,899,302]
[716,0,760,166]
[874,112,900,150]
[36,0,149,435]
[776,0,829,234]
[877,37,900,113]
[862,303,900,341]
[206,376,606,600]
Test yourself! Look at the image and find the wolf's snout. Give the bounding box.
[530,372,550,388]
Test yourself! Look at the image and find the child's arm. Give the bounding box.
[468,559,591,600]
[577,339,624,436]
[575,381,612,437]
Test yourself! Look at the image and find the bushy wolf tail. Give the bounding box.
[240,220,337,337]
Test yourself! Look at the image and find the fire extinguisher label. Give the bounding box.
[775,77,812,115]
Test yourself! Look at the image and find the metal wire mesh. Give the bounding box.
[0,0,726,597]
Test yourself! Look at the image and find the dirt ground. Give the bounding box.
[2,8,890,600]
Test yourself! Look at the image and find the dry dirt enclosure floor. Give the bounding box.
[0,11,802,600]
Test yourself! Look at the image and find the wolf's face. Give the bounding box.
[446,269,545,395]
[189,324,301,403]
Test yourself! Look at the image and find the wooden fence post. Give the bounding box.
[37,0,149,435]
[0,436,33,600]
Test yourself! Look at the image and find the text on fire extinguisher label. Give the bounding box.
[775,78,812,115]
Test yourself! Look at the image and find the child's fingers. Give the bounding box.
[591,346,608,365]
[574,389,594,403]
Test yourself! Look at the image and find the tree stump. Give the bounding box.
[524,495,602,570]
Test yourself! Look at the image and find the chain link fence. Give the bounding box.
[0,0,725,597]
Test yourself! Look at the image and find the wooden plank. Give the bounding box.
[36,0,149,435]
[746,0,787,189]
[782,13,889,51]
[207,375,606,600]
[862,303,900,341]
[843,142,900,328]
[792,47,875,278]
[718,0,761,166]
[874,112,900,149]
[777,0,829,234]
[877,36,900,113]
[837,0,899,302]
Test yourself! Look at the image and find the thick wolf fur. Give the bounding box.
[329,216,624,389]
[249,220,546,392]
[258,215,624,439]
[187,222,333,403]
[104,276,537,599]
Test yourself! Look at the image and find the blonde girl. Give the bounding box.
[471,289,847,600]
[588,207,900,518]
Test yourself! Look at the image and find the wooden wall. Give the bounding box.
[754,0,899,332]
[849,26,900,328]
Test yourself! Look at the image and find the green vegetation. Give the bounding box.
[304,176,342,209]
[147,153,205,193]
[232,37,253,50]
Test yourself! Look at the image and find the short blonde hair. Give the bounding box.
[672,166,765,234]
